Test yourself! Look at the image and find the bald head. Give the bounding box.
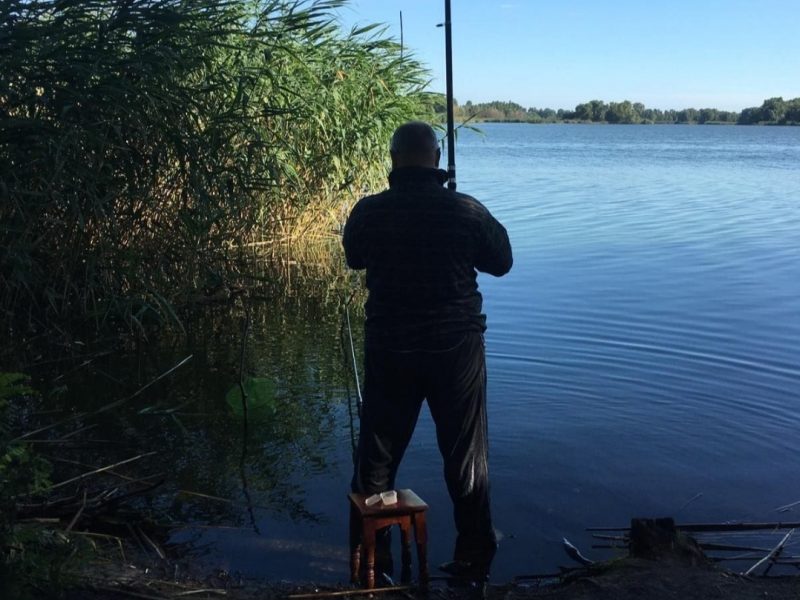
[390,121,441,169]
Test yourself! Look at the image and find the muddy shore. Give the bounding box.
[61,557,800,600]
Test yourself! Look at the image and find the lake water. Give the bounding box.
[56,124,800,582]
[452,124,800,575]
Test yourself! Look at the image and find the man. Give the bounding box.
[343,121,512,581]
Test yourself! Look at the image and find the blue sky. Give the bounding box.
[336,0,800,112]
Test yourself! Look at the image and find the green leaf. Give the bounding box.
[225,377,276,420]
[0,373,35,403]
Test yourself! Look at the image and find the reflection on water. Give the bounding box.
[41,124,800,582]
[44,257,364,575]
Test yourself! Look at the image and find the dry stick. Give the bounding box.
[174,489,275,513]
[87,586,166,600]
[13,415,88,444]
[127,523,151,558]
[514,572,568,581]
[742,529,794,576]
[12,354,193,443]
[677,492,703,512]
[763,534,795,576]
[22,439,122,446]
[19,518,61,524]
[681,522,800,533]
[711,555,762,563]
[41,452,157,493]
[65,489,88,533]
[287,585,414,599]
[58,423,99,440]
[698,541,771,553]
[176,489,234,504]
[24,438,126,447]
[47,456,165,484]
[587,521,800,533]
[16,490,89,512]
[72,531,127,561]
[136,526,166,560]
[713,554,800,563]
[48,351,113,380]
[83,479,164,515]
[591,534,628,541]
[174,524,251,531]
[432,589,449,600]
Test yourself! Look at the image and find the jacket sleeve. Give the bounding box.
[342,202,366,270]
[475,210,513,276]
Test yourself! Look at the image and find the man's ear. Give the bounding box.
[435,148,441,168]
[390,151,398,169]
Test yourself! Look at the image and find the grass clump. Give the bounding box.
[0,373,84,599]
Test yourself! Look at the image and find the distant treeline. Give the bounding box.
[446,97,800,125]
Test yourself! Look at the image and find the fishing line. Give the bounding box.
[340,286,362,463]
[344,303,364,412]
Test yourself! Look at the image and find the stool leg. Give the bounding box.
[400,519,412,584]
[413,512,429,586]
[349,504,361,585]
[363,519,377,589]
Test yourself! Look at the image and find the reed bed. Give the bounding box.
[0,0,435,337]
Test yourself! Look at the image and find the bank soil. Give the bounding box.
[61,557,799,600]
[63,517,800,600]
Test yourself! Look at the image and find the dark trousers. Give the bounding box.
[352,332,496,565]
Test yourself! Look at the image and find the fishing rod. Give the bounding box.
[442,0,456,191]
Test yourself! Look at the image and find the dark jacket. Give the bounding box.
[343,166,512,351]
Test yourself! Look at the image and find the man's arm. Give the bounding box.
[475,211,512,276]
[342,203,366,270]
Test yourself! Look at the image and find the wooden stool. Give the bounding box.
[348,489,429,589]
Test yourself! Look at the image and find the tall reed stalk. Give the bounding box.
[0,0,435,336]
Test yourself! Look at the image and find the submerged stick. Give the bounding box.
[775,500,800,513]
[13,355,193,442]
[72,531,127,561]
[677,492,703,512]
[47,457,166,486]
[41,452,157,493]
